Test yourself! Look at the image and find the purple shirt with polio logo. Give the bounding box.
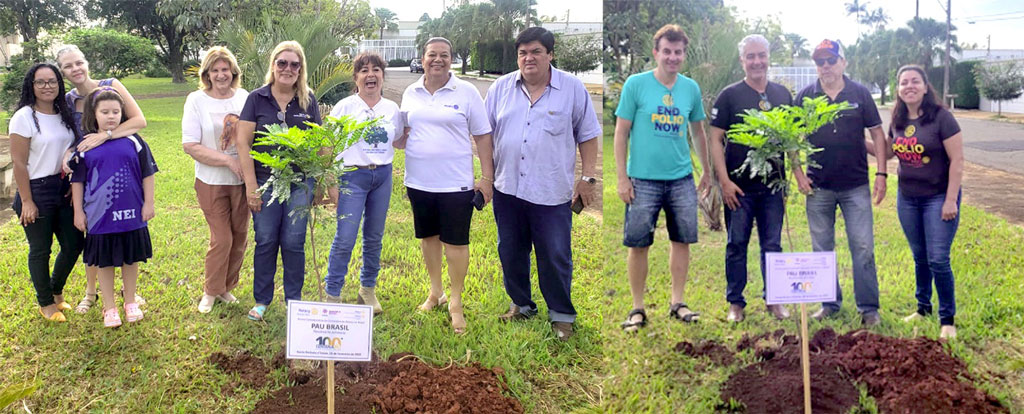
[71,135,158,234]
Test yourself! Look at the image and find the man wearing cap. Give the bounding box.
[793,39,889,326]
[484,27,601,341]
[709,34,793,323]
[615,24,712,331]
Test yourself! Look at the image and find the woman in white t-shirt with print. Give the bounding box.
[181,47,249,313]
[323,52,400,314]
[395,37,494,335]
[8,63,84,322]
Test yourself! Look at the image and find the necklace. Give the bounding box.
[758,91,771,111]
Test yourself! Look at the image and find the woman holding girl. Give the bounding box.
[323,52,400,314]
[70,88,158,328]
[8,63,83,322]
[56,44,149,313]
[236,41,322,321]
[181,47,249,313]
[887,65,964,339]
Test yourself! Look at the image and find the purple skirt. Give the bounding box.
[83,227,152,267]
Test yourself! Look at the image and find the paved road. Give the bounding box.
[878,108,1024,176]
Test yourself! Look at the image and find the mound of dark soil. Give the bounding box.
[674,328,1008,413]
[207,350,270,391]
[209,350,522,414]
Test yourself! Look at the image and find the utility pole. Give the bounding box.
[916,0,919,19]
[987,35,991,58]
[943,0,951,105]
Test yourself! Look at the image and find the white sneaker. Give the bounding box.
[198,294,217,313]
[940,325,957,339]
[903,311,924,322]
[217,292,238,303]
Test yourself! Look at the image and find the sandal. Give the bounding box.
[248,304,268,321]
[103,308,122,328]
[669,303,700,323]
[418,293,448,312]
[124,303,144,323]
[620,308,648,331]
[76,293,97,314]
[449,302,466,335]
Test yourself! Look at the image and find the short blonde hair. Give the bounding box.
[199,46,242,91]
[264,41,311,111]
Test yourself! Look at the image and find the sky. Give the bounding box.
[726,0,1024,51]
[367,0,602,23]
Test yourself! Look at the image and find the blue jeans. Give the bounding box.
[897,190,960,326]
[493,190,575,323]
[325,165,392,296]
[623,175,699,247]
[806,184,880,313]
[725,189,785,307]
[251,177,314,305]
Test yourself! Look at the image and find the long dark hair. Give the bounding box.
[891,65,944,130]
[17,63,79,142]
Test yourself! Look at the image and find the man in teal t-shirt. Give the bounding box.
[613,24,712,332]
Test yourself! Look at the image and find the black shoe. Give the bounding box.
[861,311,882,327]
[811,306,838,321]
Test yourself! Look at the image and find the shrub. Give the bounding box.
[143,60,172,78]
[387,58,409,67]
[470,40,516,74]
[927,61,981,109]
[0,40,53,112]
[64,28,157,78]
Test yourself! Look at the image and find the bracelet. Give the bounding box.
[875,172,888,178]
[480,176,493,182]
[106,130,113,139]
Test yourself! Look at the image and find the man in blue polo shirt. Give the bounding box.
[485,27,601,341]
[614,24,712,331]
[793,39,889,326]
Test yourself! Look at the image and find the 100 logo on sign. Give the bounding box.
[791,282,813,293]
[316,336,343,349]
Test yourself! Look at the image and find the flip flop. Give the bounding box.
[248,304,268,321]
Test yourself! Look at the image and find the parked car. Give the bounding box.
[410,58,423,73]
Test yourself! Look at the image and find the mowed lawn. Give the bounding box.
[596,127,1024,413]
[0,78,605,413]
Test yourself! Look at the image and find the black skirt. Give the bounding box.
[83,227,152,267]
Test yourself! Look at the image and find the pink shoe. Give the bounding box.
[103,308,122,328]
[124,303,144,323]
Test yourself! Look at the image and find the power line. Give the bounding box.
[965,15,1024,23]
[958,10,1024,20]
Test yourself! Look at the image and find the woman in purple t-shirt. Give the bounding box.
[57,44,150,313]
[887,65,964,339]
[71,89,158,328]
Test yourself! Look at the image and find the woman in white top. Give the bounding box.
[395,37,494,334]
[9,63,84,322]
[181,47,250,313]
[323,52,400,314]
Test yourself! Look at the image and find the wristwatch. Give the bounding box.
[580,175,597,184]
[106,130,113,139]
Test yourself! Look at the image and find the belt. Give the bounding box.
[352,163,390,170]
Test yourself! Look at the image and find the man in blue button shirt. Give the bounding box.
[792,39,889,327]
[484,27,601,341]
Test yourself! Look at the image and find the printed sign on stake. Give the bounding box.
[286,301,373,361]
[765,251,838,305]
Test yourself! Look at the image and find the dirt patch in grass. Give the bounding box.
[675,328,1008,413]
[207,350,270,392]
[221,351,524,414]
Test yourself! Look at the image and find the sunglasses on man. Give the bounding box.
[275,59,301,71]
[814,56,839,66]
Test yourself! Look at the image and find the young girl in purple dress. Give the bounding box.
[70,88,158,328]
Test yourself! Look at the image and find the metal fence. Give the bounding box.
[357,39,418,62]
[768,66,818,94]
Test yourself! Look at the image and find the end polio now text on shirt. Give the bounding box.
[614,71,706,181]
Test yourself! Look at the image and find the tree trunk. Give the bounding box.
[162,25,187,83]
[477,43,485,77]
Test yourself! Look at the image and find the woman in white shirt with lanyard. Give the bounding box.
[323,52,399,314]
[181,47,249,313]
[395,37,494,334]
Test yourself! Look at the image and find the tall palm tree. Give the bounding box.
[845,0,869,36]
[375,8,398,39]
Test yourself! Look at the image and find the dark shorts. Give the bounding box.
[83,227,153,267]
[623,175,699,248]
[407,187,474,246]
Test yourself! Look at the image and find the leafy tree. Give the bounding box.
[252,116,379,302]
[0,39,52,112]
[893,18,959,71]
[554,34,601,75]
[375,8,398,39]
[861,7,890,30]
[0,0,79,59]
[783,33,809,61]
[85,0,189,83]
[492,0,540,72]
[846,29,896,105]
[844,0,869,36]
[64,28,158,78]
[419,13,431,21]
[974,61,1024,116]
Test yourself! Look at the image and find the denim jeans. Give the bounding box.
[724,189,785,308]
[806,184,880,313]
[493,190,575,323]
[325,165,392,296]
[897,190,960,326]
[623,175,699,247]
[251,177,314,305]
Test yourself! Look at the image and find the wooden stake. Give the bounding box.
[327,360,335,414]
[801,303,811,414]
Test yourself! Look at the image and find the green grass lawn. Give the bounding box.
[596,127,1024,413]
[0,79,605,413]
